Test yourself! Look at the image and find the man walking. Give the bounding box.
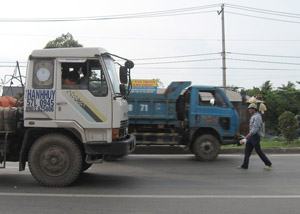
[239,103,272,170]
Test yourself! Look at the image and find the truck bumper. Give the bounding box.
[84,134,136,156]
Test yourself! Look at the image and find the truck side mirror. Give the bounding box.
[210,98,215,106]
[125,60,134,69]
[120,84,126,96]
[119,66,128,84]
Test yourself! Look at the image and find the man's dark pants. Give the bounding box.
[241,134,272,169]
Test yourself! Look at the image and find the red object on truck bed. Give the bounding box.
[0,96,17,107]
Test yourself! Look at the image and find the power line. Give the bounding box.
[228,52,300,59]
[132,52,220,61]
[226,4,300,18]
[135,66,221,69]
[2,32,300,42]
[225,4,300,24]
[227,67,300,71]
[136,58,221,65]
[0,65,27,68]
[0,10,215,22]
[2,51,300,66]
[1,3,299,23]
[114,10,217,19]
[227,57,300,66]
[0,4,220,22]
[135,66,300,71]
[0,61,27,64]
[227,11,300,24]
[227,39,300,42]
[229,75,300,81]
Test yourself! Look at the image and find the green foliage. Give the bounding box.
[223,137,300,149]
[44,33,83,49]
[278,111,299,142]
[245,81,300,134]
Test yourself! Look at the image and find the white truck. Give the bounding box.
[0,47,135,186]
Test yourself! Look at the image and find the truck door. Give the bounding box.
[55,59,112,139]
[191,88,238,137]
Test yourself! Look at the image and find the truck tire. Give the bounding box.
[28,134,82,187]
[192,134,220,161]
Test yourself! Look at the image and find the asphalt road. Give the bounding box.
[0,154,300,214]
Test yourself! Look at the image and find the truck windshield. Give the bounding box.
[103,56,120,94]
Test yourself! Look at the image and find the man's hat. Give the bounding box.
[248,103,257,109]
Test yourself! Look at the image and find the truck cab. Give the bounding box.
[179,86,239,159]
[0,47,135,186]
[25,48,132,148]
[185,86,239,142]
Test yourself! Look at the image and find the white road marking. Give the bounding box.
[0,192,299,199]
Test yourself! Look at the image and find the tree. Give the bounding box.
[279,81,296,91]
[245,81,300,135]
[260,80,272,97]
[44,33,83,49]
[278,111,299,142]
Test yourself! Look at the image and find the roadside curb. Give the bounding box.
[133,146,300,154]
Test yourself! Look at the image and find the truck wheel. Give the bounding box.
[28,134,82,187]
[192,134,220,161]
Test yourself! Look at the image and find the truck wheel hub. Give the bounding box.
[50,157,58,164]
[200,141,213,153]
[40,147,70,176]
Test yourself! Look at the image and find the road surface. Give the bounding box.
[0,154,299,214]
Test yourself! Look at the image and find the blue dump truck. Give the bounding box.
[128,81,240,160]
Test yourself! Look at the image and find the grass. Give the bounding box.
[261,138,300,148]
[222,138,300,149]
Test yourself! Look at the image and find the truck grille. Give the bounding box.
[120,120,128,128]
[120,120,128,138]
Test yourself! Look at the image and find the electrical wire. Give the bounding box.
[132,52,221,61]
[227,11,300,24]
[225,4,300,24]
[134,66,300,71]
[227,67,300,71]
[227,39,300,42]
[2,33,300,42]
[228,52,300,59]
[135,66,221,69]
[227,57,300,66]
[132,51,300,62]
[0,4,220,22]
[0,65,27,68]
[226,4,300,18]
[0,61,27,64]
[136,58,221,65]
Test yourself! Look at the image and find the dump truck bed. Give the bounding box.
[128,81,191,126]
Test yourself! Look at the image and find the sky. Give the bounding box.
[0,0,299,89]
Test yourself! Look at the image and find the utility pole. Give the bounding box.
[218,4,226,88]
